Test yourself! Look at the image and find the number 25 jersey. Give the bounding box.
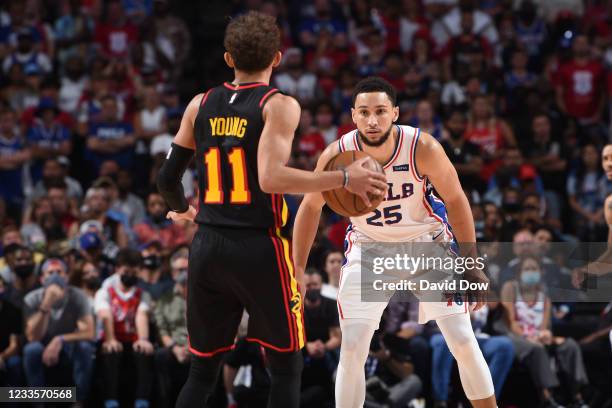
[337,125,453,242]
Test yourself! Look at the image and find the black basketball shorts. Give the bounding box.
[186,224,305,356]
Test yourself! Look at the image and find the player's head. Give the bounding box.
[223,11,281,75]
[351,76,399,147]
[602,144,612,180]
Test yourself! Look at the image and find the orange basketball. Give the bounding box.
[322,150,385,217]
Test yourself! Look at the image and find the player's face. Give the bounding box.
[602,145,612,180]
[352,92,399,147]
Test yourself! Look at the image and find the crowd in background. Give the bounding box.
[0,0,611,407]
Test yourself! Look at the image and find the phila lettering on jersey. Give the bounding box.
[337,125,453,242]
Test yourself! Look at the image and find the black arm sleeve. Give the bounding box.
[156,143,194,213]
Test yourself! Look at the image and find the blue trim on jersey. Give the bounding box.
[412,127,424,182]
[425,187,458,253]
[342,224,353,267]
[338,138,343,153]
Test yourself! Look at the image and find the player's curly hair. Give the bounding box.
[224,11,280,73]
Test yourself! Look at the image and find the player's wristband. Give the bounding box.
[342,169,349,188]
[157,143,194,213]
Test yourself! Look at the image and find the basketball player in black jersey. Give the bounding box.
[156,11,387,408]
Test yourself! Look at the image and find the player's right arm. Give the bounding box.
[258,94,387,202]
[292,143,340,295]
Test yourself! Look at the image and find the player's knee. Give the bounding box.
[266,350,303,376]
[188,354,224,382]
[447,333,479,362]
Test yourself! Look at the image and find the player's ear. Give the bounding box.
[392,106,399,123]
[271,50,282,68]
[351,107,357,124]
[224,52,235,69]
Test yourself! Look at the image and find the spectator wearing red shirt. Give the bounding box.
[133,192,186,252]
[465,95,516,180]
[94,0,139,59]
[555,35,605,126]
[296,109,326,161]
[95,249,154,408]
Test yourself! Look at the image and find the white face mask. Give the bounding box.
[521,269,541,286]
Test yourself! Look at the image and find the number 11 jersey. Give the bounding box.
[193,82,288,229]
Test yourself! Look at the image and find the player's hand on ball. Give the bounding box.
[344,157,387,207]
[167,205,197,223]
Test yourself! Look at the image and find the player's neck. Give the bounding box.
[360,125,399,165]
[231,70,271,86]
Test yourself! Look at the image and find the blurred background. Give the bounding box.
[0,0,611,407]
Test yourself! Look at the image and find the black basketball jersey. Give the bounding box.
[193,82,287,229]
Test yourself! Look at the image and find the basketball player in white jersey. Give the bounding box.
[293,77,497,408]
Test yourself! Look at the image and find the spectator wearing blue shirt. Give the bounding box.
[85,95,135,177]
[410,100,448,141]
[0,108,31,216]
[298,0,346,49]
[27,98,72,183]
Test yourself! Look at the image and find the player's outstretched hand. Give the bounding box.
[167,205,197,223]
[464,267,490,311]
[344,157,387,207]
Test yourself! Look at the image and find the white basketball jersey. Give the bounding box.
[337,125,453,242]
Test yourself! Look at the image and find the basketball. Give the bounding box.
[322,150,385,217]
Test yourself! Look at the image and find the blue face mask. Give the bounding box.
[521,270,541,286]
[43,273,67,289]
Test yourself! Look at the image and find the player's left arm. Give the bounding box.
[415,132,475,245]
[416,132,489,309]
[156,93,201,221]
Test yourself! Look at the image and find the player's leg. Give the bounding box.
[435,312,496,408]
[266,349,304,408]
[176,353,225,408]
[238,229,306,408]
[335,317,379,408]
[176,226,244,408]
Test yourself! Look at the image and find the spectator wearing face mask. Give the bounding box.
[153,249,189,408]
[22,257,95,403]
[94,249,154,408]
[500,255,589,408]
[2,244,40,308]
[69,260,101,305]
[133,192,187,252]
[0,275,23,387]
[138,240,173,300]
